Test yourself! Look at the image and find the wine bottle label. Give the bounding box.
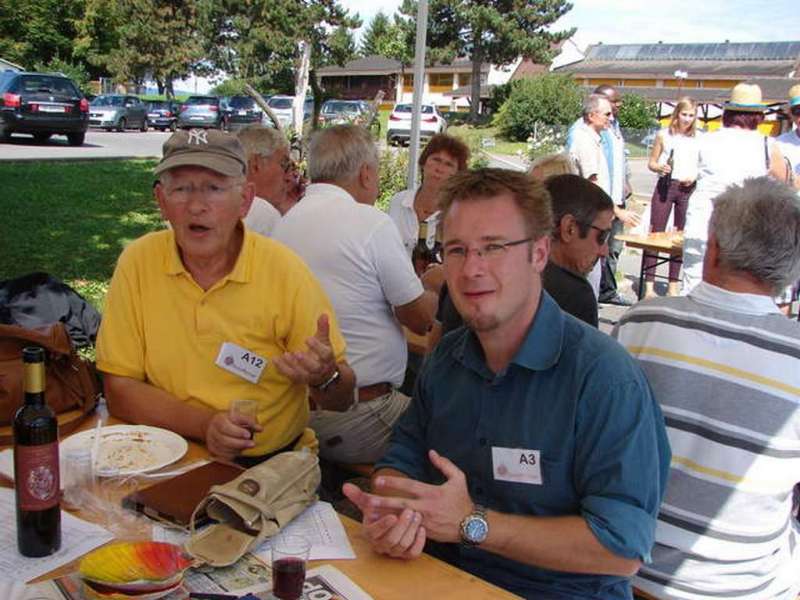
[15,442,60,511]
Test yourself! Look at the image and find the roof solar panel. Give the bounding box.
[584,41,800,62]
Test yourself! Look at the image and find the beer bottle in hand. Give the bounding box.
[14,346,61,557]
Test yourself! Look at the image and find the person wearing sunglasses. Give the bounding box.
[237,125,297,237]
[543,174,615,328]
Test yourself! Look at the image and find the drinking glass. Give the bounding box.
[230,398,259,439]
[272,534,310,600]
[62,447,94,509]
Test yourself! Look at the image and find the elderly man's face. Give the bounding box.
[156,166,253,263]
[250,146,292,207]
[588,99,612,132]
[442,193,549,337]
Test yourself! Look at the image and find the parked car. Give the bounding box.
[89,95,148,132]
[145,100,178,131]
[177,95,225,129]
[0,71,89,145]
[223,95,262,131]
[319,100,371,127]
[265,95,296,129]
[387,103,447,146]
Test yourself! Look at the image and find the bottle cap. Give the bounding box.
[22,346,45,363]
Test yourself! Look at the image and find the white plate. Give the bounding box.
[62,425,188,476]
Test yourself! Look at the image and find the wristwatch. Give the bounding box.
[459,504,488,547]
[312,367,340,392]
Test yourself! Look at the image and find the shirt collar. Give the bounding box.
[164,224,252,284]
[394,188,418,210]
[689,281,781,315]
[453,291,565,378]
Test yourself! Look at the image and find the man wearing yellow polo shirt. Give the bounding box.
[96,128,356,466]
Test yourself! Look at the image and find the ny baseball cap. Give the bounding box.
[154,128,247,178]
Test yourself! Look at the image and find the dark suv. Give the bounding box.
[223,95,262,131]
[146,100,178,131]
[0,71,89,145]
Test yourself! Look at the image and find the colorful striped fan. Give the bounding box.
[79,541,193,593]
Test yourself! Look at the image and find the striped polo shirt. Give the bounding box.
[613,282,800,600]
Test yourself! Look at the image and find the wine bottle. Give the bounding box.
[665,148,675,184]
[14,346,61,557]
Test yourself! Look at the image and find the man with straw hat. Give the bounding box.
[776,83,800,184]
[680,83,788,294]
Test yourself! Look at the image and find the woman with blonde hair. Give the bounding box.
[644,96,700,297]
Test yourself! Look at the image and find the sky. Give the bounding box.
[184,1,797,93]
[340,0,798,51]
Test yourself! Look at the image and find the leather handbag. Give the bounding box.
[0,322,100,444]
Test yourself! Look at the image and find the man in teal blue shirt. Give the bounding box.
[344,169,670,599]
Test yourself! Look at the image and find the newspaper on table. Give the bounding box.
[45,561,372,600]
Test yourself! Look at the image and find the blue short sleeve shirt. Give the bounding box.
[377,293,671,599]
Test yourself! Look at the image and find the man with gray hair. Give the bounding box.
[568,94,612,194]
[272,125,437,464]
[237,125,295,236]
[613,176,800,599]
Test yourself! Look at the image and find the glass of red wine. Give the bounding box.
[272,534,310,600]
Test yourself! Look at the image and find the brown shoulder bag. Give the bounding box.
[0,322,100,445]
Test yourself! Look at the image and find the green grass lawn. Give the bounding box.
[0,160,164,309]
[446,123,529,157]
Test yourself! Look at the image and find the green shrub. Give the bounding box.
[617,93,659,130]
[376,149,408,212]
[494,74,582,142]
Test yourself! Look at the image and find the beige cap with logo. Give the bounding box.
[154,128,247,178]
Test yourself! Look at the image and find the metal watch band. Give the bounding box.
[312,367,340,392]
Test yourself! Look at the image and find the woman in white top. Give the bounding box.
[681,83,788,294]
[387,134,469,274]
[644,97,701,297]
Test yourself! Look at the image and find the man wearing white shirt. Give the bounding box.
[272,125,438,463]
[237,125,295,236]
[614,177,800,600]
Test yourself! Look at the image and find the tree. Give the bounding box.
[617,93,659,130]
[323,26,358,68]
[73,0,123,80]
[108,1,201,96]
[359,11,392,57]
[0,0,85,69]
[494,74,582,141]
[422,0,574,122]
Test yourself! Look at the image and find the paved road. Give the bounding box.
[0,129,170,161]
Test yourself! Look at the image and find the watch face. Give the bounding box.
[465,517,488,543]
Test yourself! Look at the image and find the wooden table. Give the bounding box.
[616,232,684,300]
[6,413,519,599]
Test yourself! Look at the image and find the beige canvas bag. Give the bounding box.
[185,450,320,566]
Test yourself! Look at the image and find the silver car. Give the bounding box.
[177,95,225,129]
[88,95,148,132]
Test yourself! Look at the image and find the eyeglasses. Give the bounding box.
[590,225,612,245]
[443,238,532,264]
[791,106,800,117]
[164,182,240,203]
